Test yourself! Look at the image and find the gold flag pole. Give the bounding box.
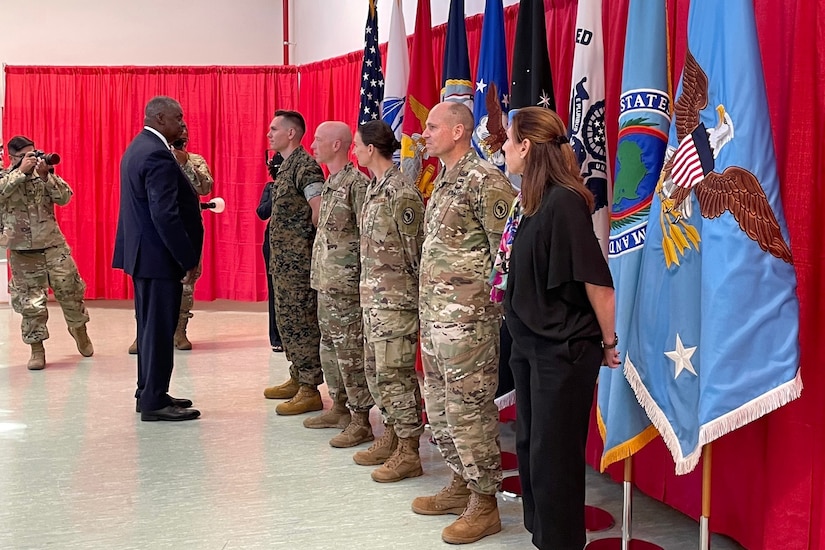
[699,444,712,550]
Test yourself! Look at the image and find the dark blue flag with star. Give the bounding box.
[359,0,384,125]
[509,0,554,113]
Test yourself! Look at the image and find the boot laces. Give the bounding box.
[458,492,480,519]
[383,445,404,469]
[367,430,393,453]
[340,419,362,436]
[438,475,464,498]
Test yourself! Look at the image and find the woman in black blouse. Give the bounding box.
[501,107,620,550]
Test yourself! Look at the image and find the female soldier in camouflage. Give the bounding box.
[351,121,426,483]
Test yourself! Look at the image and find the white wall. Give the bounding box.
[291,0,520,66]
[0,0,285,66]
[0,1,520,68]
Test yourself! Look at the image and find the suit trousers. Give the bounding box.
[262,239,281,347]
[506,314,601,550]
[134,277,183,412]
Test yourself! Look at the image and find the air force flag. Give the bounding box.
[471,0,509,170]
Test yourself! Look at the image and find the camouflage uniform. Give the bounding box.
[0,167,90,344]
[269,145,325,386]
[310,163,371,410]
[178,152,213,324]
[419,149,516,495]
[360,165,425,439]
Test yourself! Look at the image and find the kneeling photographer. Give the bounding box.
[0,135,93,370]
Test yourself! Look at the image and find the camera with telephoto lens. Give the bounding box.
[33,150,61,166]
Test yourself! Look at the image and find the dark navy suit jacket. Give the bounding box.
[113,129,203,279]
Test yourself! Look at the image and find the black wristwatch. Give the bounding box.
[602,333,618,350]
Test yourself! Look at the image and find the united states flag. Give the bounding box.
[671,122,713,189]
[359,0,384,125]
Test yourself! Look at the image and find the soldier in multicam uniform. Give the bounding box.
[306,121,374,446]
[413,102,516,544]
[351,120,426,483]
[0,136,94,370]
[128,123,213,354]
[262,110,327,416]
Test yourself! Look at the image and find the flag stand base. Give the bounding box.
[586,538,663,550]
[584,457,663,549]
[585,506,615,532]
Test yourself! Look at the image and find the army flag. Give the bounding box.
[568,0,610,256]
[509,0,554,112]
[381,0,409,142]
[624,0,802,474]
[401,0,440,199]
[358,0,384,126]
[472,0,509,170]
[441,0,473,109]
[596,0,668,472]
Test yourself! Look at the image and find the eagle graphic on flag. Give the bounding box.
[624,0,801,475]
[658,51,793,267]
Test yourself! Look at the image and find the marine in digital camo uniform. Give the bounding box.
[414,102,516,545]
[262,110,326,416]
[0,136,93,370]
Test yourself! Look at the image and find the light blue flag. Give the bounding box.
[471,0,509,170]
[596,0,668,472]
[624,0,802,475]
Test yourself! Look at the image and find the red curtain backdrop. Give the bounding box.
[3,65,298,302]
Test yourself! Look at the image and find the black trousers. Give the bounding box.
[134,277,183,412]
[506,314,601,550]
[262,239,281,347]
[496,320,515,398]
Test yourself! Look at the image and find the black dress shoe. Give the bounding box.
[136,396,193,413]
[140,405,201,422]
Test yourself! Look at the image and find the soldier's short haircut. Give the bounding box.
[444,102,475,141]
[7,136,35,154]
[145,96,181,120]
[275,109,306,139]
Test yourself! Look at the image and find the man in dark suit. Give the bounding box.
[113,96,203,422]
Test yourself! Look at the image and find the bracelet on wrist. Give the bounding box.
[602,333,618,350]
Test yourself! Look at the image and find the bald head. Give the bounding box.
[144,95,184,143]
[433,102,474,144]
[312,120,353,167]
[318,121,352,147]
[423,101,475,166]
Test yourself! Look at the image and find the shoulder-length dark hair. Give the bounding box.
[510,107,594,216]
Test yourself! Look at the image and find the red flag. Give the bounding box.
[401,0,440,200]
